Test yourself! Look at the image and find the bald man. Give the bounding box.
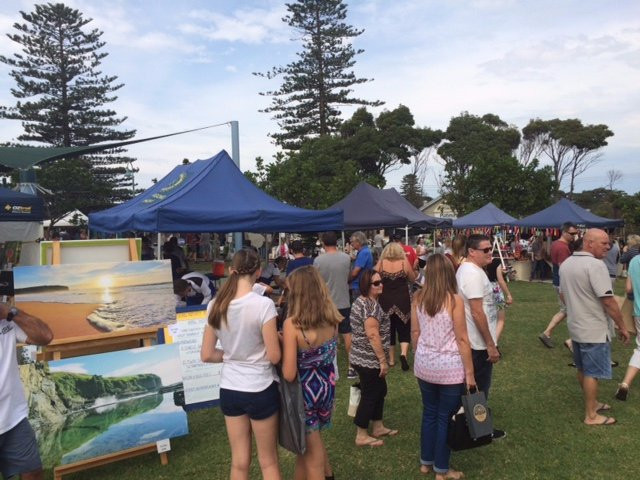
[560,228,630,426]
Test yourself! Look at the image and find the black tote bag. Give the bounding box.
[275,366,307,455]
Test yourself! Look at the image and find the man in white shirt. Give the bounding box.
[1,304,53,480]
[456,234,504,439]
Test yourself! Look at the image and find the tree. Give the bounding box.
[340,105,442,185]
[0,2,136,220]
[606,169,623,191]
[245,138,362,209]
[438,112,555,216]
[521,118,613,198]
[255,0,382,149]
[400,173,423,208]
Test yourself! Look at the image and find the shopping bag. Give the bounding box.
[460,387,493,440]
[347,383,361,417]
[447,408,493,451]
[275,366,306,455]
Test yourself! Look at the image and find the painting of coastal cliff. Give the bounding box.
[20,344,188,468]
[14,260,174,340]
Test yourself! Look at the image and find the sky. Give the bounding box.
[14,259,172,288]
[49,344,182,386]
[1,0,639,199]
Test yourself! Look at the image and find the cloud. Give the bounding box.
[179,6,288,44]
[49,363,89,375]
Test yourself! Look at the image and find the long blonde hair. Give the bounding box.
[380,242,405,262]
[208,249,260,329]
[414,254,457,317]
[286,266,342,330]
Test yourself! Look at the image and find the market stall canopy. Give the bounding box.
[0,186,44,222]
[514,198,623,229]
[453,202,517,228]
[0,124,226,170]
[89,150,343,233]
[330,182,451,230]
[43,209,88,228]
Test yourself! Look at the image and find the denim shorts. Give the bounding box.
[572,341,612,379]
[220,381,279,420]
[0,417,42,478]
[338,307,352,334]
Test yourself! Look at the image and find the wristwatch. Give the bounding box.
[6,307,18,322]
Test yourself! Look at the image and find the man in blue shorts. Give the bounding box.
[1,304,53,480]
[560,229,630,426]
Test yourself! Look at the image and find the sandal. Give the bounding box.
[355,437,384,447]
[372,427,398,438]
[436,469,464,480]
[420,465,431,475]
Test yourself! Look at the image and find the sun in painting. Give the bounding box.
[98,275,113,289]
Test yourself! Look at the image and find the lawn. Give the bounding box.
[52,280,638,480]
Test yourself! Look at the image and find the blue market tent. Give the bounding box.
[89,150,343,233]
[0,187,45,222]
[453,202,516,228]
[514,198,623,229]
[330,182,451,230]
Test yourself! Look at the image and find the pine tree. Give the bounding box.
[256,0,382,150]
[0,2,136,218]
[401,173,424,208]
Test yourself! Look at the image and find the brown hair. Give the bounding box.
[452,235,466,259]
[358,269,379,297]
[208,249,261,329]
[286,266,342,330]
[415,254,457,317]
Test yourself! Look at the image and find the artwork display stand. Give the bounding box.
[35,239,171,479]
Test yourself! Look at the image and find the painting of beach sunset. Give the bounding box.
[14,260,175,340]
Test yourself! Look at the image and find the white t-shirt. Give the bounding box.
[207,292,278,392]
[456,262,497,350]
[0,319,28,434]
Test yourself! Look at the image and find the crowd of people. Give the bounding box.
[3,226,639,480]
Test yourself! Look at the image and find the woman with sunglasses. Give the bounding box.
[412,254,475,480]
[349,269,396,447]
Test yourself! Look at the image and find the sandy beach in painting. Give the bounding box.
[15,301,103,339]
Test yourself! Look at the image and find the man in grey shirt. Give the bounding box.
[560,228,630,426]
[314,231,355,378]
[603,232,620,281]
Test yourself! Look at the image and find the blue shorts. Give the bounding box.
[220,382,279,420]
[338,307,351,334]
[0,417,42,478]
[572,341,612,379]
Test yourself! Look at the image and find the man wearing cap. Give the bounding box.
[1,304,53,480]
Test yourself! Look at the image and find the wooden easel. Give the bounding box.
[37,239,170,479]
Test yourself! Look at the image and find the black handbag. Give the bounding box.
[275,365,307,455]
[447,387,493,451]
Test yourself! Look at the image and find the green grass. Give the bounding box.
[49,280,638,480]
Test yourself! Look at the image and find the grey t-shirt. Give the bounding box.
[314,251,351,309]
[603,242,619,277]
[560,252,614,343]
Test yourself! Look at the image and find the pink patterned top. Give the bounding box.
[414,307,464,385]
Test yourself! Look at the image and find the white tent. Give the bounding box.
[43,209,88,228]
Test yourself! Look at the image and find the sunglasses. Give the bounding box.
[371,280,383,287]
[473,247,492,253]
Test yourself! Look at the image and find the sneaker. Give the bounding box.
[615,383,629,401]
[538,333,554,348]
[611,360,619,368]
[347,367,357,380]
[491,429,507,440]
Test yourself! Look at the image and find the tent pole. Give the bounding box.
[157,232,162,260]
[230,120,243,254]
[405,226,409,245]
[341,231,345,252]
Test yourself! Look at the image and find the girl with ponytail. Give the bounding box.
[201,249,282,480]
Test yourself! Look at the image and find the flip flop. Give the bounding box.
[596,403,611,413]
[585,416,616,426]
[373,428,398,438]
[420,465,432,475]
[355,437,384,447]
